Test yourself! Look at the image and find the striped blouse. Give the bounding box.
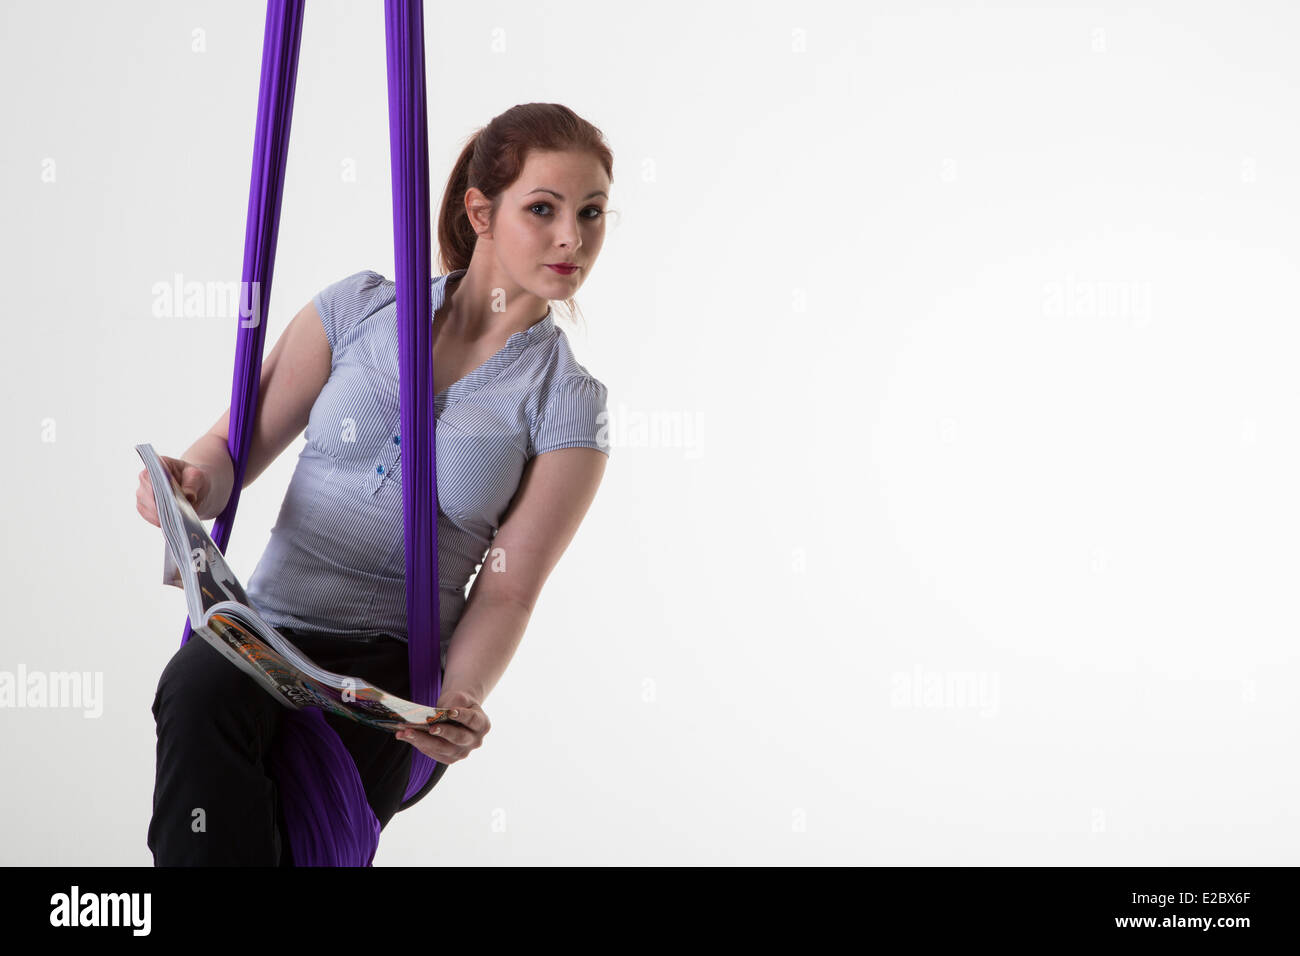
[244,268,611,671]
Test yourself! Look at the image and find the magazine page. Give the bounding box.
[162,534,183,590]
[135,442,251,620]
[195,617,303,712]
[203,598,351,688]
[138,442,453,732]
[210,605,454,733]
[137,442,204,623]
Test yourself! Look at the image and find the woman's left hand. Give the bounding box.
[395,689,490,765]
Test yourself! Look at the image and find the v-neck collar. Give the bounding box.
[431,268,556,413]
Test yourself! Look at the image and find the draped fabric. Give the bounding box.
[174,0,443,867]
[383,0,443,808]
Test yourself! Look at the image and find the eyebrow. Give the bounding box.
[524,187,608,201]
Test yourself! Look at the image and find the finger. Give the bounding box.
[136,487,157,522]
[442,707,488,735]
[421,722,475,748]
[399,722,472,751]
[408,723,472,754]
[396,730,463,762]
[187,470,209,504]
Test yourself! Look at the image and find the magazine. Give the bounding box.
[136,441,453,734]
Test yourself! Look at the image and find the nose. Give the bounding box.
[556,220,582,249]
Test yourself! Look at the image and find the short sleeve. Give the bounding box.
[313,270,391,360]
[531,373,611,458]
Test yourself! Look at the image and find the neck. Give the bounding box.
[441,265,549,343]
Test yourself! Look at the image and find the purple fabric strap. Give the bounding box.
[384,0,444,805]
[175,0,442,867]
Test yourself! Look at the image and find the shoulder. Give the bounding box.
[313,270,398,352]
[527,333,611,458]
[316,268,394,304]
[545,365,608,407]
[536,324,610,413]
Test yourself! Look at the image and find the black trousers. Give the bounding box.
[148,626,448,866]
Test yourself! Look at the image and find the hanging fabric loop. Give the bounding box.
[384,0,443,808]
[171,0,442,866]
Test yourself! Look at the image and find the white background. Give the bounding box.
[1,0,1297,865]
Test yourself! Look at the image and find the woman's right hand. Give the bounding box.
[137,456,211,527]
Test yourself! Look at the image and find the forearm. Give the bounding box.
[181,432,235,520]
[439,594,532,706]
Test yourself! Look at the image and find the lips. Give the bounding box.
[546,264,579,275]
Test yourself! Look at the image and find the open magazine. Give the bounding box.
[135,441,453,734]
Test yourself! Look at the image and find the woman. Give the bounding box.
[136,103,613,865]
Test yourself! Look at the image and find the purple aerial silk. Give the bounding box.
[384,0,443,807]
[176,0,442,866]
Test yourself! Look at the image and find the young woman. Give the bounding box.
[137,103,614,865]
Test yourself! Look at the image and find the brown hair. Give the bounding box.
[436,103,615,326]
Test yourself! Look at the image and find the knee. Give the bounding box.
[151,637,266,733]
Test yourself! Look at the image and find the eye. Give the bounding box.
[529,202,606,221]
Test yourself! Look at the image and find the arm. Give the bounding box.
[179,300,333,519]
[439,445,609,706]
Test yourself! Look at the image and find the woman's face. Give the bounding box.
[476,149,611,301]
